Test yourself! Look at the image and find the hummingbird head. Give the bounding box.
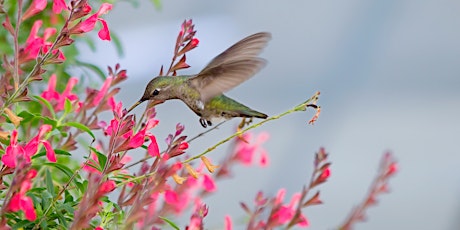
[126,76,172,113]
[140,76,176,102]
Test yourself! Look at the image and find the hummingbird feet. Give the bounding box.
[238,117,254,129]
[199,118,212,128]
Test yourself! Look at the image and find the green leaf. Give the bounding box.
[60,122,95,140]
[17,110,36,122]
[33,95,56,119]
[64,98,72,114]
[45,169,55,195]
[75,180,88,194]
[33,149,71,159]
[64,190,74,203]
[90,147,106,171]
[58,202,75,214]
[56,213,69,228]
[42,162,74,178]
[19,110,58,127]
[159,216,180,230]
[76,60,106,81]
[41,190,53,210]
[11,220,34,229]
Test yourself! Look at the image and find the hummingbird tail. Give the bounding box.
[240,110,268,119]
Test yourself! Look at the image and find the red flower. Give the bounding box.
[91,77,112,107]
[224,215,233,230]
[202,174,216,192]
[23,21,64,62]
[128,119,159,149]
[318,167,331,181]
[1,130,25,168]
[8,169,37,221]
[179,141,189,150]
[234,132,270,166]
[147,135,160,157]
[387,162,398,176]
[24,125,56,163]
[98,180,116,195]
[52,0,67,14]
[70,3,112,41]
[274,189,286,206]
[41,75,79,111]
[22,0,47,21]
[164,190,191,214]
[41,74,60,101]
[270,192,309,227]
[2,125,55,168]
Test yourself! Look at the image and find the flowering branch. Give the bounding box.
[165,19,199,76]
[1,0,113,117]
[339,152,398,230]
[236,147,331,229]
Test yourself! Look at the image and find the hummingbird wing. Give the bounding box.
[190,32,271,102]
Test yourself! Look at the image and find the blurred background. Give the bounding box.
[77,0,460,229]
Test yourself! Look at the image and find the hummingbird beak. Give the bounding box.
[126,100,165,114]
[126,101,142,114]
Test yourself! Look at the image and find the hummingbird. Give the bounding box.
[127,32,271,128]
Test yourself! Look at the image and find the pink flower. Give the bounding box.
[224,215,233,230]
[41,74,60,101]
[179,141,189,150]
[2,125,55,168]
[128,119,159,149]
[234,132,270,166]
[98,180,116,195]
[52,0,67,14]
[8,169,37,221]
[297,215,309,227]
[164,190,179,204]
[24,125,56,163]
[97,19,111,40]
[22,0,47,21]
[272,206,294,224]
[108,97,123,118]
[148,136,160,157]
[318,167,331,181]
[2,130,25,168]
[24,20,45,60]
[41,75,79,111]
[164,190,191,214]
[23,20,63,62]
[270,192,309,227]
[70,3,112,41]
[92,77,112,107]
[274,189,286,205]
[191,38,199,48]
[202,174,216,192]
[188,217,202,230]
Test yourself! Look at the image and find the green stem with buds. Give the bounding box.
[183,91,320,163]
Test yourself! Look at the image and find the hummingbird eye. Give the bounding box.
[152,89,160,96]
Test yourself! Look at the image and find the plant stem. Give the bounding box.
[183,92,320,163]
[13,0,23,91]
